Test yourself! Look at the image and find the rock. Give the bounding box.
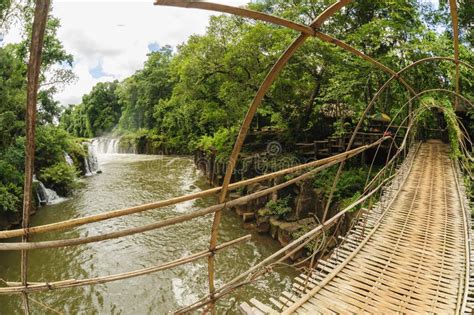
[235,205,247,216]
[285,247,304,261]
[242,212,255,222]
[256,208,272,233]
[269,217,284,239]
[277,217,316,247]
[243,222,257,230]
[246,183,270,210]
[294,179,318,219]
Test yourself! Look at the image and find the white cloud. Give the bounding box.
[5,0,249,105]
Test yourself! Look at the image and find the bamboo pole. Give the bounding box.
[281,143,420,315]
[154,0,315,35]
[206,2,353,309]
[174,173,396,314]
[448,0,460,110]
[0,139,386,251]
[153,1,419,99]
[21,1,50,313]
[0,143,378,240]
[313,31,416,96]
[321,58,474,223]
[0,235,251,294]
[451,160,470,312]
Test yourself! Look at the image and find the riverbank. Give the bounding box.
[0,153,297,313]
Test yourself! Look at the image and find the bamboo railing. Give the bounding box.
[8,0,472,314]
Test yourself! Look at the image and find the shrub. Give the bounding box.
[266,195,292,219]
[196,127,238,159]
[39,162,78,196]
[0,183,22,213]
[313,166,369,202]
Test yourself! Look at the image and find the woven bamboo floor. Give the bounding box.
[242,141,471,314]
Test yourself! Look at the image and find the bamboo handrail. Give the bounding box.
[0,138,388,251]
[174,170,399,313]
[452,160,471,313]
[281,141,420,314]
[0,142,379,240]
[0,234,251,294]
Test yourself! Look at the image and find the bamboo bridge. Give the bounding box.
[2,0,473,314]
[241,140,473,314]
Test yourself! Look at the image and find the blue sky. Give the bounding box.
[3,0,442,105]
[4,0,248,105]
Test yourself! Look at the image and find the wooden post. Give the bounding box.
[21,0,50,313]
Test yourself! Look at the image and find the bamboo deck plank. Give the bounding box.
[250,142,470,314]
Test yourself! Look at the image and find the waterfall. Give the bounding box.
[33,176,65,206]
[90,137,137,154]
[92,137,122,154]
[64,152,74,166]
[83,141,100,176]
[35,178,48,206]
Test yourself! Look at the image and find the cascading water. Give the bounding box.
[92,137,122,154]
[64,152,74,166]
[33,176,64,206]
[83,141,100,176]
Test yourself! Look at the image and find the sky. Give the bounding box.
[3,0,249,105]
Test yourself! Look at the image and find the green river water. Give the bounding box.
[0,154,296,314]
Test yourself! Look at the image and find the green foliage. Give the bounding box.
[313,166,370,205]
[196,127,238,159]
[38,162,78,197]
[340,192,362,212]
[60,0,474,158]
[0,6,78,217]
[266,196,292,219]
[290,225,322,253]
[0,183,22,214]
[61,81,121,137]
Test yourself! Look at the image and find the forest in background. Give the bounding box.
[0,0,473,224]
[60,0,474,156]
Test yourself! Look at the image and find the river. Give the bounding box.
[0,154,296,314]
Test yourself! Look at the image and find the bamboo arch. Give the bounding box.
[10,0,470,314]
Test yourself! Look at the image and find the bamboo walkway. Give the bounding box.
[243,141,472,314]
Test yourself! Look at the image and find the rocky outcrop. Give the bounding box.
[228,181,362,263]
